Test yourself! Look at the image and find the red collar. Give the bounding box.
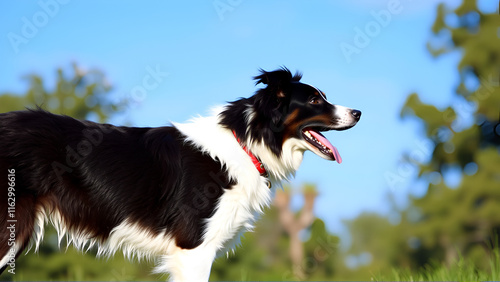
[232,130,268,177]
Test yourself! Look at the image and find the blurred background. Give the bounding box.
[1,0,499,280]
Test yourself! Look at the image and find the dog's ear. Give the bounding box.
[254,67,302,98]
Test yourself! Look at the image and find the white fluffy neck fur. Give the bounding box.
[175,106,307,183]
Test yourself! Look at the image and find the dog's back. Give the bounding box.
[0,110,232,275]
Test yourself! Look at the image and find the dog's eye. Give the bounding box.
[309,97,321,104]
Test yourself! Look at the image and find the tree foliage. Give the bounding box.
[0,64,156,281]
[346,0,500,277]
[401,0,500,266]
[210,187,340,281]
[0,63,122,121]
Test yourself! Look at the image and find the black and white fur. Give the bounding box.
[0,68,360,281]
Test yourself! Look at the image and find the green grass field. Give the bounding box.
[375,249,500,282]
[4,250,499,281]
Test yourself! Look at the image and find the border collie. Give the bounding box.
[0,68,360,281]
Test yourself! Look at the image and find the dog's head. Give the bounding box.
[220,67,361,177]
[252,68,360,162]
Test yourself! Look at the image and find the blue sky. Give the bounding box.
[1,0,497,236]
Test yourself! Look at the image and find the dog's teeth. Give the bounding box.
[305,131,312,138]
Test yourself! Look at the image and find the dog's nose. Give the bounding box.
[351,109,361,120]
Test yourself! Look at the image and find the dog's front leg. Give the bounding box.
[156,246,216,282]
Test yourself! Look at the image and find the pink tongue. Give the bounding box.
[308,130,342,164]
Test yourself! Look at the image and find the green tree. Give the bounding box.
[344,213,404,275]
[210,186,341,281]
[400,0,500,268]
[0,62,122,121]
[0,64,158,281]
[344,0,500,277]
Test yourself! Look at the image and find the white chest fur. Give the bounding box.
[173,112,272,255]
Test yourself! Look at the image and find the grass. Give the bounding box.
[375,248,500,282]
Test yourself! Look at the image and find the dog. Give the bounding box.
[0,68,360,281]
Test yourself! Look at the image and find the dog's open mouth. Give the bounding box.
[301,128,342,164]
